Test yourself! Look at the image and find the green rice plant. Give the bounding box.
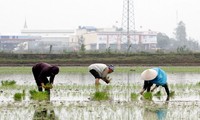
[45,83,53,89]
[1,80,16,86]
[143,92,153,100]
[131,92,139,101]
[14,89,25,101]
[22,89,26,96]
[29,90,49,101]
[91,91,109,101]
[154,91,162,97]
[29,89,37,95]
[169,90,175,97]
[14,91,25,101]
[14,93,23,101]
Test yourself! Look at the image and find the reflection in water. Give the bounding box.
[33,102,57,120]
[32,92,57,120]
[156,108,167,120]
[143,102,168,120]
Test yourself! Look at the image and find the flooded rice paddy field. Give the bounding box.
[0,66,200,120]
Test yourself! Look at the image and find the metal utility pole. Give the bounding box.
[121,0,135,52]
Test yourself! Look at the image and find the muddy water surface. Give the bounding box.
[0,72,199,120]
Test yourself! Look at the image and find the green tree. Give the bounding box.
[157,32,170,49]
[175,21,187,42]
[78,35,86,53]
[174,21,199,52]
[80,44,86,53]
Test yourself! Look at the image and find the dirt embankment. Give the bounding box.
[0,53,200,66]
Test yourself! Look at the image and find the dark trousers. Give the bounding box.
[89,69,101,78]
[143,81,170,96]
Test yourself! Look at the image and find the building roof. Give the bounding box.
[21,29,75,34]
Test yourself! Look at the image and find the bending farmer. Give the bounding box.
[32,62,59,92]
[140,67,170,101]
[88,63,114,85]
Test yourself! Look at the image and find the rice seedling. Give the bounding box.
[29,90,49,101]
[131,92,139,101]
[22,89,25,96]
[14,93,23,101]
[1,80,16,86]
[14,90,25,101]
[91,91,110,101]
[29,89,37,95]
[169,90,175,97]
[45,83,53,89]
[154,91,162,97]
[143,92,153,100]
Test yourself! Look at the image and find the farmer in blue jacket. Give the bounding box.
[140,68,170,101]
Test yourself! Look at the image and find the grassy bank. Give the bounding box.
[1,66,200,74]
[1,53,200,66]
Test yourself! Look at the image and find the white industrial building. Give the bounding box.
[77,27,157,51]
[21,28,79,53]
[0,21,157,53]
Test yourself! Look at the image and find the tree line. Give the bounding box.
[157,21,199,53]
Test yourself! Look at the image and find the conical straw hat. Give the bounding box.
[141,69,157,81]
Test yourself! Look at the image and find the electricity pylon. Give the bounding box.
[121,0,135,52]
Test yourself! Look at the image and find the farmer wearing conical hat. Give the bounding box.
[140,67,170,101]
[32,62,59,92]
[88,63,114,85]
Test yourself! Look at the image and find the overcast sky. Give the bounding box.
[0,0,200,41]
